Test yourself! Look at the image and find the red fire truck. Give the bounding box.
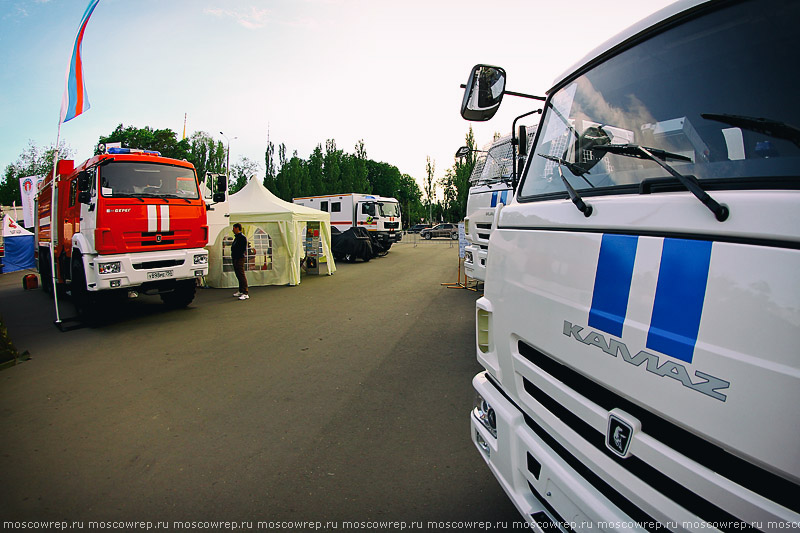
[36,145,211,318]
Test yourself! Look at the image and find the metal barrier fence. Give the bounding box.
[394,232,460,248]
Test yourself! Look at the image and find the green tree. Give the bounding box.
[307,145,324,196]
[323,139,342,193]
[97,124,190,160]
[353,139,371,193]
[230,156,261,194]
[187,131,226,185]
[264,140,276,193]
[439,126,477,222]
[423,156,436,223]
[366,160,402,198]
[396,173,424,228]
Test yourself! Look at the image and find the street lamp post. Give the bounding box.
[220,131,237,179]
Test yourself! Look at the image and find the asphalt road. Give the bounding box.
[0,240,518,531]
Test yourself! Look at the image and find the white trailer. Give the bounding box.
[461,0,800,530]
[293,193,402,249]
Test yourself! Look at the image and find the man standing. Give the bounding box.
[231,223,249,300]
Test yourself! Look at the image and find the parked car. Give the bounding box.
[407,224,431,234]
[420,223,459,240]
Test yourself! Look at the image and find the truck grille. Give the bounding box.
[132,259,185,270]
[384,222,399,229]
[516,341,798,530]
[123,230,192,248]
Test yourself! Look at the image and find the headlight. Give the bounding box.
[98,261,121,274]
[473,393,497,438]
[194,254,208,265]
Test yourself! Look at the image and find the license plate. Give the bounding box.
[147,270,173,280]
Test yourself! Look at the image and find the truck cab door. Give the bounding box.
[358,201,376,230]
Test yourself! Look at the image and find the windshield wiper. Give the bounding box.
[538,154,593,217]
[113,193,144,202]
[136,193,170,203]
[593,144,729,222]
[701,113,800,148]
[162,194,193,204]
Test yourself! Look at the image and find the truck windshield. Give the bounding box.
[99,162,200,200]
[378,202,400,217]
[471,136,514,186]
[520,0,799,200]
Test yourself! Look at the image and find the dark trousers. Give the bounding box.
[233,258,248,294]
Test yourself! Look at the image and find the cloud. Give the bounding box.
[204,6,272,30]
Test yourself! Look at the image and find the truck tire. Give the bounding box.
[39,248,54,297]
[71,255,99,324]
[160,279,196,309]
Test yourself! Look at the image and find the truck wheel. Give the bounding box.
[160,279,196,309]
[39,249,54,297]
[71,256,99,324]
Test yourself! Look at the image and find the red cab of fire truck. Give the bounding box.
[35,145,210,313]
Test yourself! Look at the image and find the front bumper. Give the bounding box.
[471,372,641,533]
[464,244,487,282]
[88,248,208,291]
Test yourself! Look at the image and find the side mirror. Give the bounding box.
[455,146,471,158]
[215,174,228,193]
[518,125,528,156]
[213,192,226,203]
[77,170,91,190]
[460,64,506,121]
[77,171,92,204]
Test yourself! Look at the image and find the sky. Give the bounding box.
[0,0,677,195]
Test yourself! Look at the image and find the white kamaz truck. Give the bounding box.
[462,131,534,282]
[293,193,402,250]
[463,0,799,531]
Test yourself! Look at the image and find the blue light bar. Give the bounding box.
[106,147,162,156]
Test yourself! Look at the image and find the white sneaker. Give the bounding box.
[238,294,249,300]
[233,292,243,297]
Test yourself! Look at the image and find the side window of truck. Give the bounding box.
[321,201,329,212]
[331,202,341,212]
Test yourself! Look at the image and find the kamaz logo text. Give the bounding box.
[563,321,730,401]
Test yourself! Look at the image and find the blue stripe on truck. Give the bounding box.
[647,238,712,364]
[589,234,639,338]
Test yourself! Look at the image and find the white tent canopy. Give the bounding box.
[206,178,335,288]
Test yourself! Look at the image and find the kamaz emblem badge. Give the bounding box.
[606,414,633,458]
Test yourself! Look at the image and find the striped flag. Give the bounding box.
[60,0,100,123]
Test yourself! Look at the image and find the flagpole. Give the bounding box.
[50,117,63,327]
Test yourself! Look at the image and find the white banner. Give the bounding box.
[19,175,43,229]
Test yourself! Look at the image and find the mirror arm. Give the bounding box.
[460,85,545,101]
[505,90,546,101]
